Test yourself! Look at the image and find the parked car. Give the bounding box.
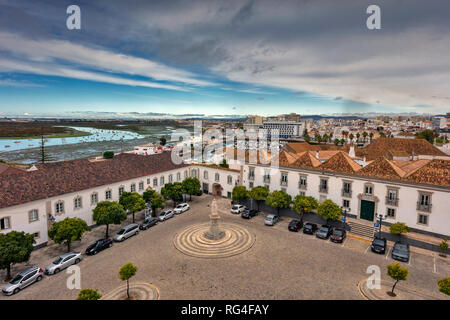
[264,214,280,226]
[316,225,333,239]
[288,219,303,232]
[196,190,203,196]
[2,266,44,296]
[303,223,318,235]
[330,228,346,243]
[158,210,174,221]
[174,203,190,214]
[113,223,139,242]
[139,217,158,230]
[231,204,246,214]
[85,238,113,255]
[371,237,387,254]
[45,252,83,275]
[241,209,258,219]
[392,241,410,262]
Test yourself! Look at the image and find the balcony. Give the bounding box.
[341,189,352,198]
[386,197,399,206]
[319,186,328,193]
[263,177,271,184]
[280,180,288,187]
[248,174,255,181]
[298,183,307,190]
[417,202,432,212]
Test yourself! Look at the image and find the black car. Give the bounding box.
[392,241,410,262]
[139,217,158,230]
[316,225,333,239]
[330,228,346,243]
[85,238,112,255]
[371,237,387,254]
[288,219,304,232]
[241,209,258,219]
[303,223,318,235]
[196,189,203,196]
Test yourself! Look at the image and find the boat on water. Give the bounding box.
[5,145,10,148]
[14,141,21,143]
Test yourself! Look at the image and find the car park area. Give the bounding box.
[1,195,447,300]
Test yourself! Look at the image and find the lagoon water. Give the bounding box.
[0,126,145,152]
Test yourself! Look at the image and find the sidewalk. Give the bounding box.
[358,278,449,300]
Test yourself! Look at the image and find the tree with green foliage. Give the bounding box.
[0,231,35,280]
[334,138,340,146]
[142,189,165,216]
[349,133,354,142]
[219,158,229,168]
[103,151,114,159]
[439,238,448,257]
[322,134,329,144]
[119,263,137,299]
[161,182,185,207]
[265,190,292,217]
[181,177,201,201]
[362,131,368,143]
[438,277,450,296]
[314,133,322,143]
[369,132,374,142]
[48,217,90,252]
[159,136,167,146]
[293,195,318,218]
[248,186,269,211]
[93,201,127,238]
[77,288,102,300]
[387,262,409,296]
[317,199,341,222]
[415,129,437,144]
[119,192,146,223]
[389,222,410,242]
[232,186,248,203]
[304,134,311,143]
[379,131,386,138]
[340,138,345,145]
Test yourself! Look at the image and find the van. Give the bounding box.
[113,223,139,242]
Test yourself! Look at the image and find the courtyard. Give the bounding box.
[1,194,448,300]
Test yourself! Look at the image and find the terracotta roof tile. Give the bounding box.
[405,159,450,187]
[362,138,446,160]
[318,151,362,174]
[291,151,321,168]
[357,157,407,180]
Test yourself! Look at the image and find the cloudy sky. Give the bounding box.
[0,0,449,117]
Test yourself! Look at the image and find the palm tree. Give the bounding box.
[322,134,329,144]
[369,132,374,142]
[329,132,333,143]
[349,133,354,142]
[362,131,368,143]
[356,132,361,142]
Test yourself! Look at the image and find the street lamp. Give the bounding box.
[376,213,386,238]
[341,208,347,230]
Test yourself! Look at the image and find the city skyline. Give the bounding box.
[1,0,450,117]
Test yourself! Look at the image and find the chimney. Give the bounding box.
[349,145,355,158]
[316,150,319,159]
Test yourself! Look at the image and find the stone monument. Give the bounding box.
[204,197,225,240]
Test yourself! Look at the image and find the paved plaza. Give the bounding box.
[1,195,449,300]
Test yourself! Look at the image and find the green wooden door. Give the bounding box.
[360,200,375,221]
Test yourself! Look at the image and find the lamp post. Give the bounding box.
[377,213,386,238]
[342,209,347,230]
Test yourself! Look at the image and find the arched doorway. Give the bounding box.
[212,183,222,197]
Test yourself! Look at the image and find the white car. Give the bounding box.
[231,204,246,214]
[158,210,174,221]
[174,203,190,214]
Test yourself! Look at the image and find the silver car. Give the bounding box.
[113,223,139,242]
[158,210,174,221]
[264,214,280,226]
[45,252,83,275]
[2,266,44,296]
[174,203,189,214]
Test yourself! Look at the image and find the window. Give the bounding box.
[248,167,255,180]
[55,201,64,214]
[139,182,144,191]
[249,182,254,189]
[386,188,399,206]
[29,209,39,222]
[130,184,136,192]
[264,170,271,183]
[281,172,288,186]
[0,217,10,230]
[191,169,197,178]
[387,208,395,218]
[119,187,124,196]
[204,171,208,179]
[74,197,82,209]
[105,190,112,200]
[343,199,350,208]
[388,189,397,200]
[417,192,432,212]
[299,191,305,196]
[91,193,98,205]
[169,174,173,183]
[364,184,373,195]
[33,232,40,239]
[342,182,352,197]
[418,214,428,226]
[153,178,158,187]
[419,193,430,205]
[299,175,307,189]
[147,178,150,185]
[215,173,220,182]
[184,170,188,178]
[177,172,181,181]
[160,176,165,185]
[319,179,328,193]
[227,175,233,185]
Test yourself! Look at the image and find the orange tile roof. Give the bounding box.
[291,151,322,169]
[318,151,362,174]
[405,160,450,187]
[357,157,407,179]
